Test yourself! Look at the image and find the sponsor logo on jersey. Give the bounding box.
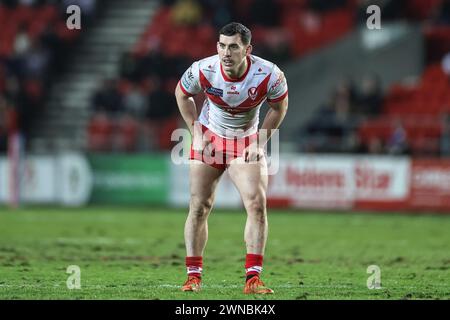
[248,87,258,100]
[227,85,239,95]
[206,87,224,97]
[182,67,195,89]
[187,67,194,80]
[253,68,267,76]
[202,64,216,73]
[270,72,285,91]
[182,77,192,90]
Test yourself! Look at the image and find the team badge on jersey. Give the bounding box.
[248,87,258,100]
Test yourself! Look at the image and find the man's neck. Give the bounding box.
[225,57,248,79]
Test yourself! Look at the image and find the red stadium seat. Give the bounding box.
[37,4,58,25]
[88,114,114,152]
[115,116,139,152]
[158,116,180,150]
[406,0,443,20]
[12,5,33,26]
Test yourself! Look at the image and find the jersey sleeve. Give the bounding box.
[267,64,288,103]
[179,61,202,97]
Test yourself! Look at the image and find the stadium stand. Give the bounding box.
[2,0,449,156]
[355,0,450,156]
[86,0,359,152]
[0,0,84,151]
[301,0,450,156]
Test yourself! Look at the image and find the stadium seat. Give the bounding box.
[88,114,114,152]
[115,116,140,152]
[406,0,443,20]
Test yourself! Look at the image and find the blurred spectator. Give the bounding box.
[253,28,292,63]
[13,26,31,57]
[441,112,450,156]
[356,74,383,117]
[146,79,177,121]
[348,131,367,153]
[171,0,203,26]
[304,95,336,136]
[123,84,148,119]
[139,80,178,151]
[23,41,51,78]
[0,95,7,153]
[91,79,123,115]
[201,0,233,29]
[251,0,280,27]
[334,77,357,121]
[442,52,450,80]
[301,79,357,153]
[336,77,357,102]
[434,0,450,25]
[367,136,384,154]
[119,50,140,82]
[386,120,410,155]
[136,48,185,81]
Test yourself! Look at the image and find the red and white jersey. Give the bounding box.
[179,54,288,138]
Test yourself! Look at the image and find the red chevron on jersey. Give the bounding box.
[199,71,231,108]
[233,75,271,112]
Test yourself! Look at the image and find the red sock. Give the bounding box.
[245,254,263,279]
[186,256,202,278]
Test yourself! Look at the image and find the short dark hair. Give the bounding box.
[219,22,252,45]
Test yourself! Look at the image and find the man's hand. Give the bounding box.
[192,126,214,157]
[243,142,265,163]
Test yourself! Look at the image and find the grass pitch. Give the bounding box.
[0,207,449,300]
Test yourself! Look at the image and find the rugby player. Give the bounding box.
[175,22,288,294]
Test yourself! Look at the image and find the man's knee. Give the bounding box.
[189,196,213,219]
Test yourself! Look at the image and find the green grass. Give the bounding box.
[0,207,449,300]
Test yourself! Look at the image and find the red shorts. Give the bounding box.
[189,124,258,170]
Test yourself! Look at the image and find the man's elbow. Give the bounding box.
[174,82,181,97]
[283,103,289,115]
[175,84,186,103]
[281,97,289,114]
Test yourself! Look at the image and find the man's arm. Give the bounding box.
[243,96,288,162]
[259,96,289,147]
[175,82,209,152]
[175,82,198,136]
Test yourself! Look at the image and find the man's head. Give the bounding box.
[217,22,252,76]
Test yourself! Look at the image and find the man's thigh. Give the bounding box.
[227,157,268,200]
[189,160,224,200]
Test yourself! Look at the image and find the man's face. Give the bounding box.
[217,34,250,73]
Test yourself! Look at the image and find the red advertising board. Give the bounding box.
[353,157,410,211]
[409,159,450,211]
[267,156,354,209]
[267,156,410,210]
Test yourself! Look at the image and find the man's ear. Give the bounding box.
[246,45,253,56]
